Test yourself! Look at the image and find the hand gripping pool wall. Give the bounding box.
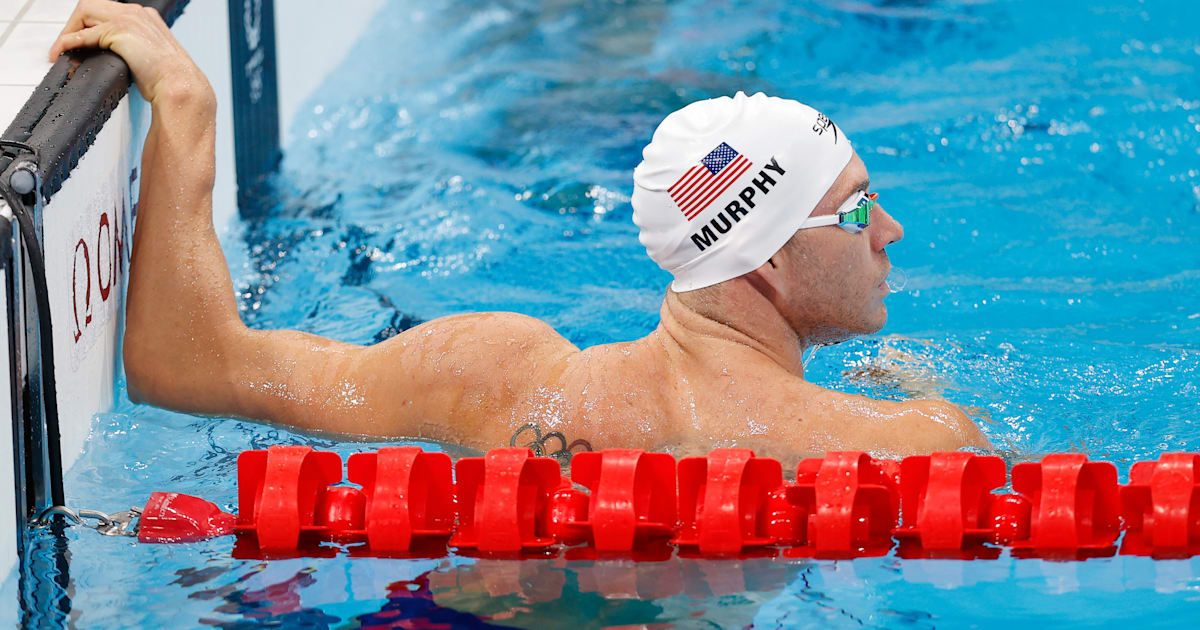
[0,0,190,610]
[0,0,386,611]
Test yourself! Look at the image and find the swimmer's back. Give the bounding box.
[353,312,986,456]
[133,305,984,457]
[376,312,677,450]
[367,313,986,457]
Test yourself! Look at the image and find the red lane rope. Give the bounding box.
[138,446,1200,560]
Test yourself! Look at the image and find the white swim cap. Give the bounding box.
[632,92,853,292]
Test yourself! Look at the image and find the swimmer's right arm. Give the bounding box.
[796,386,991,456]
[891,399,991,452]
[51,1,246,415]
[54,0,575,442]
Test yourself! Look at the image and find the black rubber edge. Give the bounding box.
[0,58,72,146]
[0,0,190,201]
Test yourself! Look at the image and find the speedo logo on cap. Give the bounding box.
[688,157,786,252]
[668,142,753,221]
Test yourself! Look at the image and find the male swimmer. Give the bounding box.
[51,0,989,463]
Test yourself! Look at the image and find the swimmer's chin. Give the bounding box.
[799,303,890,346]
[860,304,888,336]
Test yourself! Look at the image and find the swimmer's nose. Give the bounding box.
[871,203,903,251]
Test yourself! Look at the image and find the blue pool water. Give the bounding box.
[16,0,1200,626]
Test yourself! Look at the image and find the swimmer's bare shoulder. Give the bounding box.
[348,312,579,438]
[783,383,990,456]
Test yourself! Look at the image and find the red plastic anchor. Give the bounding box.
[892,452,1007,553]
[315,486,366,539]
[545,484,589,546]
[672,449,783,554]
[449,447,563,552]
[557,449,677,551]
[763,485,807,546]
[1010,453,1121,556]
[235,445,342,552]
[347,446,455,553]
[1121,453,1200,558]
[987,493,1032,547]
[786,452,899,558]
[137,492,236,543]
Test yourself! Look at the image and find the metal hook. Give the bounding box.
[37,505,83,527]
[35,505,141,536]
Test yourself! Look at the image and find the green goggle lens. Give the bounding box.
[837,192,877,233]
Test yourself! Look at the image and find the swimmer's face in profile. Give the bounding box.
[768,150,905,344]
[632,94,906,349]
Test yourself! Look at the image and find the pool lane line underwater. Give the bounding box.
[44,445,1200,561]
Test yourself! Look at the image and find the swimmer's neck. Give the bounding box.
[649,283,809,379]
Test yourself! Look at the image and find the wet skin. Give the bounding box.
[55,0,989,464]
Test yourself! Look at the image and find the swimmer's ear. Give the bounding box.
[768,258,776,269]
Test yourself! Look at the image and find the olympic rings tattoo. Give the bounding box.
[509,423,594,464]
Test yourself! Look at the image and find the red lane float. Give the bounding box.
[1009,453,1121,557]
[786,452,900,558]
[449,447,563,552]
[134,445,1200,560]
[1121,453,1200,558]
[559,449,677,551]
[347,447,455,552]
[236,445,342,552]
[892,452,1011,558]
[672,449,783,554]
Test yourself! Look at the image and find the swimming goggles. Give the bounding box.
[797,191,877,234]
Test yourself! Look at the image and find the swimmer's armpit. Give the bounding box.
[509,423,593,464]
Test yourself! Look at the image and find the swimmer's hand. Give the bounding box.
[48,0,208,105]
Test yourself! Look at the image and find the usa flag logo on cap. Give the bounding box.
[667,142,754,221]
